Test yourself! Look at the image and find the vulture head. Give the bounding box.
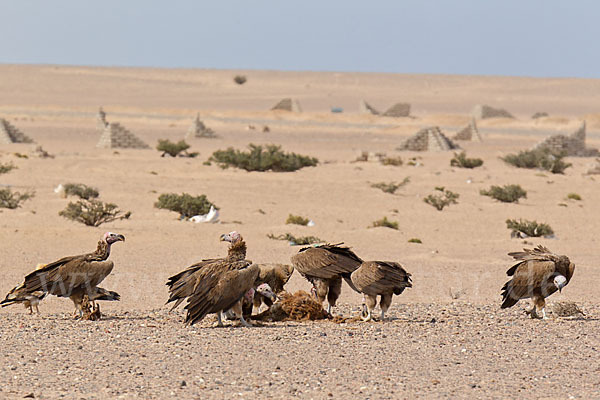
[554,275,567,293]
[255,283,277,302]
[103,232,126,245]
[220,231,242,244]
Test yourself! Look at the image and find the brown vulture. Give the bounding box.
[350,261,412,321]
[166,231,262,327]
[1,284,46,314]
[501,245,575,319]
[246,263,294,314]
[18,232,125,317]
[291,243,363,314]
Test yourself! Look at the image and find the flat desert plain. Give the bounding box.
[1,65,600,399]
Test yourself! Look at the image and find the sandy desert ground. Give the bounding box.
[1,65,600,399]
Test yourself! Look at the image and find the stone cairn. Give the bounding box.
[185,114,216,139]
[534,121,598,157]
[0,118,34,144]
[472,104,514,119]
[95,108,150,149]
[382,103,411,117]
[359,100,379,115]
[271,98,302,112]
[397,126,459,152]
[453,118,482,141]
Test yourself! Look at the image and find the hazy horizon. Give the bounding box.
[2,1,599,79]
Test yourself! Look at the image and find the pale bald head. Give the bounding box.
[103,232,126,245]
[554,275,567,292]
[220,231,242,244]
[256,283,277,302]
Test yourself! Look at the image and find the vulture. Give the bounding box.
[501,245,575,319]
[1,284,46,314]
[19,232,125,317]
[246,263,294,314]
[351,261,412,321]
[2,263,48,314]
[166,231,262,327]
[291,243,363,314]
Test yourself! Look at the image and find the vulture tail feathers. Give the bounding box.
[91,288,120,301]
[500,281,518,309]
[341,274,361,293]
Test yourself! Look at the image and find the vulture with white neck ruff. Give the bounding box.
[291,243,363,314]
[351,261,412,321]
[501,245,575,319]
[18,232,125,317]
[166,231,261,327]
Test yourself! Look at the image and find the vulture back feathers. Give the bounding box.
[351,261,412,296]
[501,245,575,315]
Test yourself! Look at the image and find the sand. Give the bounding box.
[1,65,599,399]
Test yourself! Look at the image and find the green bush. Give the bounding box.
[155,193,217,219]
[0,188,34,209]
[567,193,582,201]
[156,139,198,158]
[450,152,484,168]
[480,184,527,203]
[371,177,410,194]
[209,144,318,172]
[408,238,422,244]
[233,75,247,85]
[501,148,571,174]
[267,233,322,246]
[371,217,399,230]
[506,218,554,238]
[0,162,16,174]
[286,214,310,226]
[424,188,459,211]
[59,199,131,227]
[63,183,99,200]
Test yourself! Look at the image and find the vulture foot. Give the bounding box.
[380,310,387,321]
[360,306,372,322]
[239,315,253,327]
[214,312,224,327]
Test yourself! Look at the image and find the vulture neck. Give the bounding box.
[227,240,247,261]
[94,240,112,260]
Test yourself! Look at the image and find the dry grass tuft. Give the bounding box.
[550,301,585,318]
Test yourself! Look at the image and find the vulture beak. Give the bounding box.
[116,234,125,242]
[220,233,230,242]
[256,284,277,302]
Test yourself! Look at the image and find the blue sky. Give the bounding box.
[1,1,599,78]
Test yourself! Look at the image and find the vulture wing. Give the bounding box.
[501,260,557,308]
[184,263,259,325]
[256,263,294,293]
[23,257,114,297]
[291,244,362,279]
[351,261,412,296]
[1,284,46,307]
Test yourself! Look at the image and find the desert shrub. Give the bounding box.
[233,75,247,85]
[408,238,422,244]
[0,188,34,209]
[210,144,318,172]
[59,199,131,227]
[380,156,403,166]
[156,139,198,158]
[371,177,410,194]
[286,214,310,226]
[63,183,99,200]
[371,217,399,230]
[0,162,16,174]
[567,193,582,201]
[155,193,217,219]
[506,218,554,238]
[501,148,571,174]
[480,184,527,203]
[450,152,484,168]
[267,233,322,246]
[13,153,28,159]
[424,188,459,211]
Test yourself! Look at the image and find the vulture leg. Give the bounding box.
[362,295,377,322]
[28,304,33,315]
[215,311,224,327]
[231,300,252,327]
[327,277,342,314]
[313,279,329,306]
[380,294,393,321]
[533,296,546,320]
[253,295,263,314]
[35,304,40,314]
